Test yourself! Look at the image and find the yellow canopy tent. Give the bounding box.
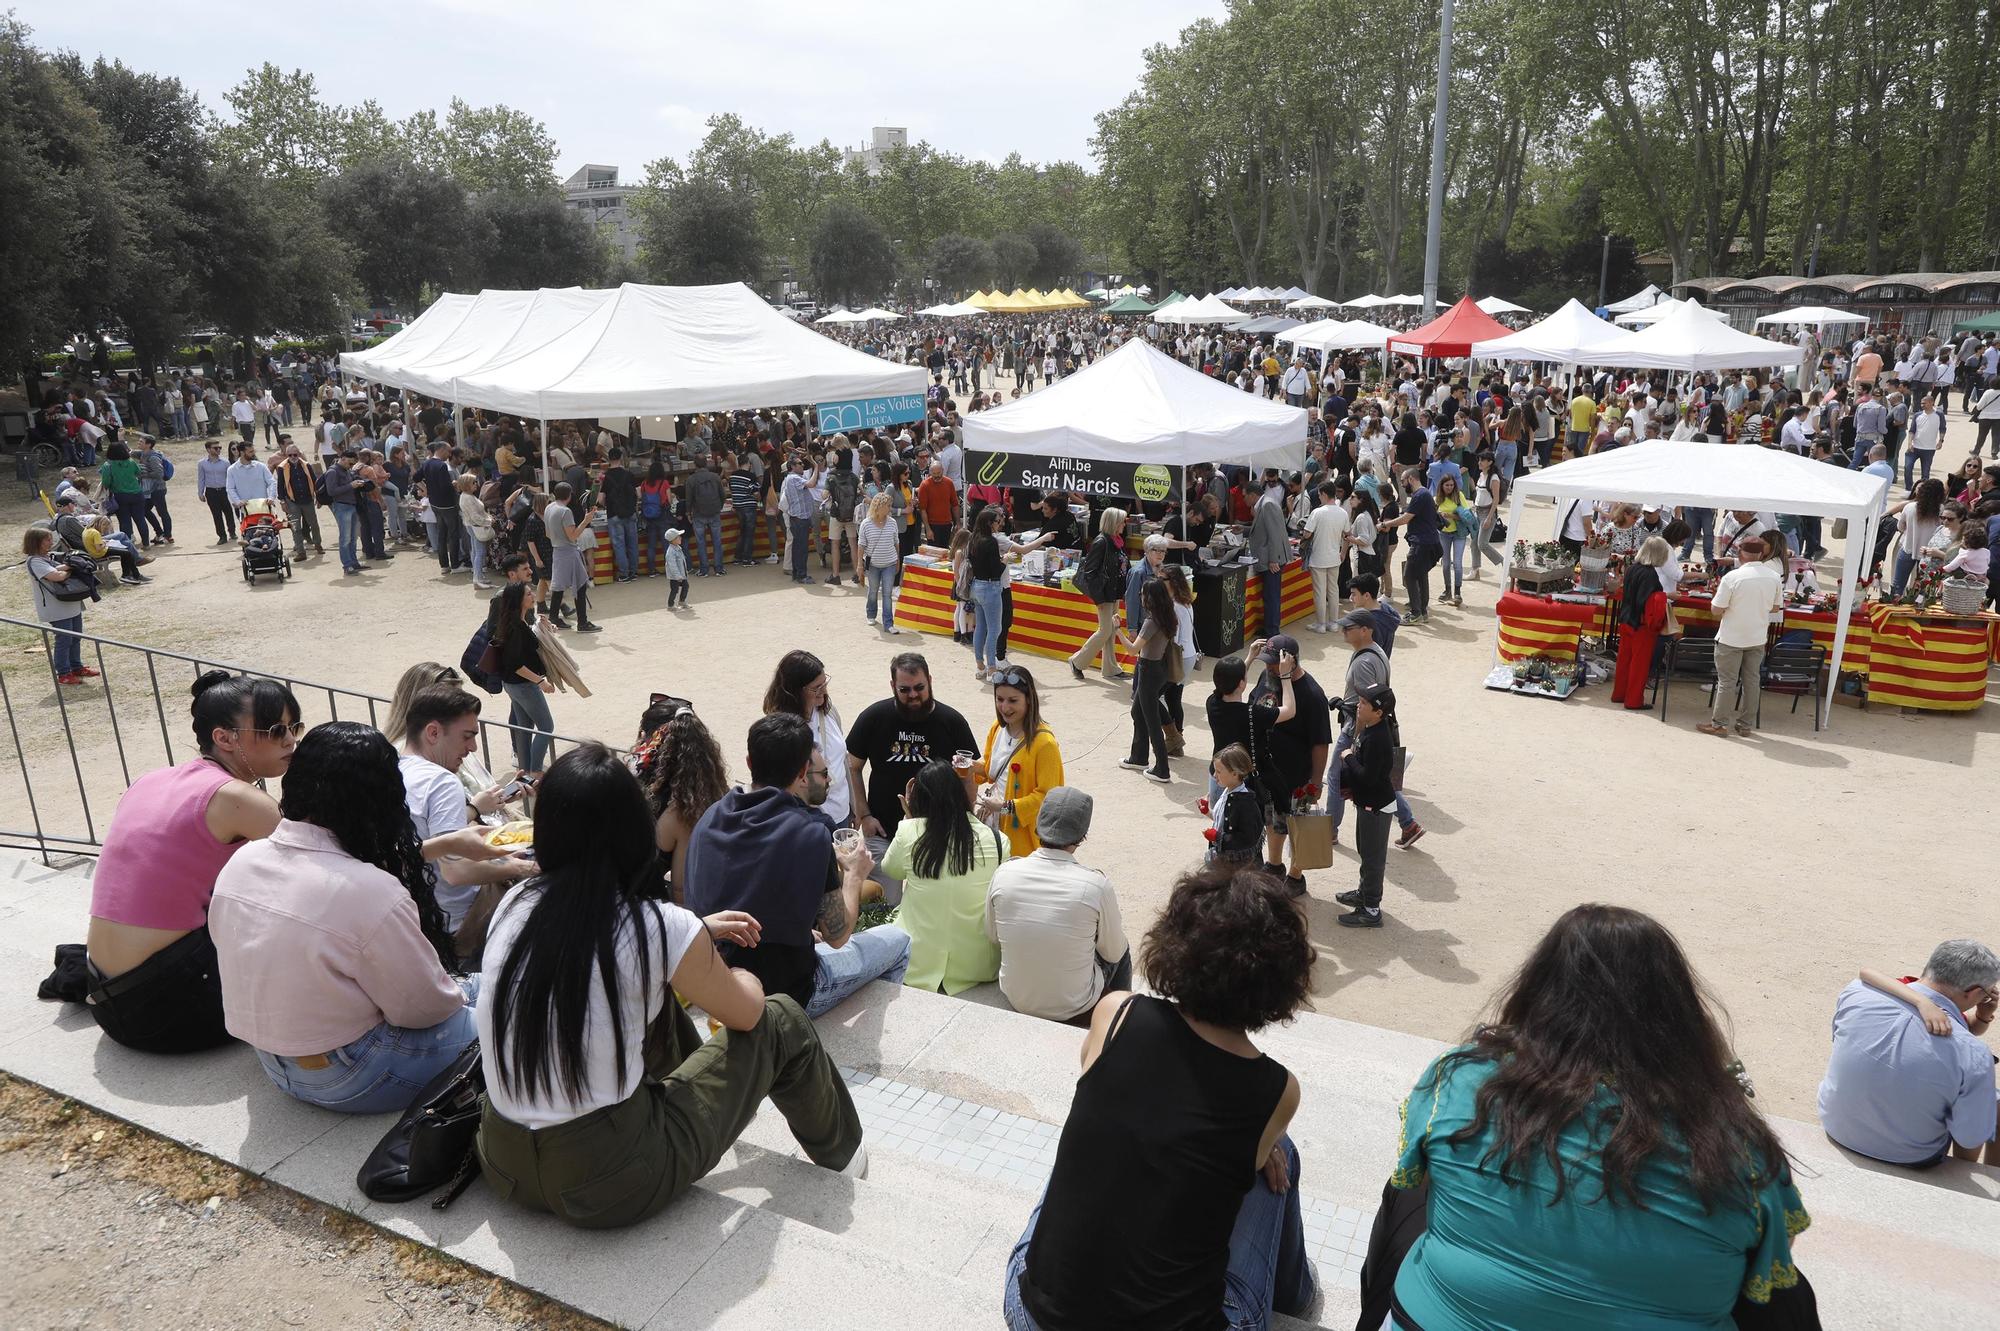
[995,288,1034,311]
[1059,288,1089,307]
[966,290,1005,310]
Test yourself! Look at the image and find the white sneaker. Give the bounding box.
[837,1143,869,1179]
[764,554,782,565]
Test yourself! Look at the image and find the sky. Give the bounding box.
[26,0,1226,179]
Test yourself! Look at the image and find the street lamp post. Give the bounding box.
[1808,223,1824,279]
[1419,0,1455,319]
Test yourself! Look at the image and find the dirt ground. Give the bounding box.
[0,1074,609,1331]
[2,431,1996,1125]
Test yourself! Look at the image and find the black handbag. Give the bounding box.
[356,1039,486,1209]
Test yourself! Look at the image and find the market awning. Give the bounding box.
[1469,299,1626,364]
[1755,306,1869,328]
[1589,300,1805,371]
[1388,296,1515,358]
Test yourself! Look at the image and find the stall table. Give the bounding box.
[896,559,1310,669]
[585,509,775,584]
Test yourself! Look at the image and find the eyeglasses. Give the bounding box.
[989,669,1029,688]
[232,721,306,742]
[807,767,830,780]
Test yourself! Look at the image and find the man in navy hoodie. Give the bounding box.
[686,714,910,1018]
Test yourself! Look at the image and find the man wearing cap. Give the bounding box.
[1328,610,1424,848]
[1246,633,1330,895]
[983,788,1130,1026]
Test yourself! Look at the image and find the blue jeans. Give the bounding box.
[640,514,668,575]
[1261,566,1284,634]
[734,505,758,563]
[1441,532,1467,596]
[1678,507,1714,562]
[1328,722,1414,831]
[789,515,813,579]
[971,577,1005,668]
[607,514,638,579]
[1892,551,1918,598]
[380,482,407,539]
[47,615,83,675]
[866,562,899,628]
[331,502,360,571]
[501,678,555,773]
[255,976,479,1114]
[1003,1135,1312,1331]
[1493,441,1517,482]
[805,925,911,1018]
[691,514,725,574]
[1904,448,1934,490]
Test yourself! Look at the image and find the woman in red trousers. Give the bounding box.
[1612,537,1671,709]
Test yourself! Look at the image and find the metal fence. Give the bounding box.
[0,612,599,865]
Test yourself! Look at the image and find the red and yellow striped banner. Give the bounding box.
[586,510,776,583]
[1865,614,1997,711]
[1494,592,1597,664]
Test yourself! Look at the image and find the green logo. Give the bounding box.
[977,452,1009,486]
[1131,463,1173,503]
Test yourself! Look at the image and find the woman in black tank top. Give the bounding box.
[1002,861,1319,1331]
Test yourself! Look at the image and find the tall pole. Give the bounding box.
[1596,235,1611,310]
[1419,0,1455,319]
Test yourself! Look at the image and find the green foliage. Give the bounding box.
[928,234,996,295]
[635,177,766,286]
[466,193,608,290]
[810,204,898,307]
[1024,223,1084,288]
[321,158,471,310]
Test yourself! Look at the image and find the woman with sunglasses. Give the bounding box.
[976,665,1062,857]
[210,722,479,1113]
[84,671,301,1053]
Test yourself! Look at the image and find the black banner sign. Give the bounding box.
[967,450,1179,503]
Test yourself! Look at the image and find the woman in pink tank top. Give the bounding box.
[84,671,300,1053]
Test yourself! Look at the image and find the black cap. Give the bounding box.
[1358,682,1397,714]
[1257,633,1300,664]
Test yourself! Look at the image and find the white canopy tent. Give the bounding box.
[1286,294,1339,311]
[1589,300,1805,372]
[961,339,1306,485]
[1383,294,1425,307]
[1505,442,1887,719]
[915,301,983,317]
[339,292,478,381]
[1154,293,1251,325]
[1605,283,1667,314]
[1475,296,1532,316]
[1278,286,1311,302]
[773,304,806,320]
[369,288,615,404]
[856,307,902,321]
[1469,299,1626,363]
[1218,286,1248,300]
[1754,306,1869,328]
[815,308,867,324]
[1613,296,1723,327]
[1277,318,1401,351]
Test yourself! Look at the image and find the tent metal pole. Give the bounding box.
[1825,505,1872,724]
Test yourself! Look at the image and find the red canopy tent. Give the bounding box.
[1387,296,1514,358]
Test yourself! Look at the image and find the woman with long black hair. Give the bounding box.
[882,760,1007,994]
[209,722,477,1114]
[476,744,865,1229]
[490,581,556,775]
[1116,578,1179,784]
[1361,904,1813,1330]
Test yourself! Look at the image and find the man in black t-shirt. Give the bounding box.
[1245,634,1330,897]
[845,652,977,904]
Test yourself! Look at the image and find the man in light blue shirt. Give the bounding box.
[1818,939,1999,1167]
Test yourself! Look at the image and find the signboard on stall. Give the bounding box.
[814,393,928,433]
[968,450,1179,502]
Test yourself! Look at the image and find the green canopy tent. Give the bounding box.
[1952,311,2000,334]
[1104,293,1157,314]
[1154,291,1189,308]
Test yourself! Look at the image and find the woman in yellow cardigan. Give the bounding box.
[976,666,1064,857]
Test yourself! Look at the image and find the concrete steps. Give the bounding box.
[3,850,1995,1328]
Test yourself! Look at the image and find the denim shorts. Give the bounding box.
[257,975,479,1115]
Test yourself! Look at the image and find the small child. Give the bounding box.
[662,527,690,608]
[1204,654,1253,804]
[1204,744,1264,865]
[1943,523,1989,580]
[947,528,974,644]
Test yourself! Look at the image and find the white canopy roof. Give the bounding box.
[815,308,866,324]
[1154,293,1251,325]
[339,292,478,382]
[1383,294,1425,307]
[428,283,925,419]
[344,288,616,401]
[856,307,902,321]
[1604,283,1667,314]
[1217,286,1247,299]
[1278,318,1401,351]
[1469,299,1626,363]
[1505,440,1888,715]
[1613,296,1724,327]
[915,301,983,317]
[960,339,1305,472]
[1286,294,1339,311]
[1755,305,1869,328]
[1341,294,1390,309]
[1589,300,1805,371]
[1475,296,1532,316]
[773,304,806,320]
[1278,286,1310,301]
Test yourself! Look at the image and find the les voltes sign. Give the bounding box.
[967,451,1180,502]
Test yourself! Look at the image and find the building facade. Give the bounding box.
[843,127,908,178]
[564,165,640,263]
[1673,271,2000,338]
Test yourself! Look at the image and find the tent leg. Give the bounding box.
[540,417,550,485]
[1824,507,1874,726]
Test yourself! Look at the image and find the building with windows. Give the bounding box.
[564,165,640,263]
[843,127,908,178]
[1673,271,2000,338]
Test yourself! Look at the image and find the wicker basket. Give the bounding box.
[1940,577,1987,615]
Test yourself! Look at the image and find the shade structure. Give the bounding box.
[1237,314,1302,335]
[966,290,1006,310]
[1613,296,1724,327]
[1605,283,1667,314]
[1154,293,1250,325]
[1217,286,1247,299]
[440,282,925,419]
[1278,286,1310,302]
[347,288,616,402]
[1504,440,1888,718]
[1341,294,1389,309]
[1286,294,1339,311]
[856,307,902,321]
[339,292,479,383]
[1388,296,1516,358]
[1155,291,1188,307]
[1084,287,1110,299]
[1278,319,1400,352]
[992,289,1036,311]
[1587,300,1804,371]
[1136,285,1153,295]
[1383,294,1426,307]
[773,305,806,320]
[1103,293,1158,315]
[1953,310,2000,334]
[1468,299,1626,363]
[960,339,1305,475]
[1754,306,1869,328]
[916,301,982,317]
[1475,296,1532,316]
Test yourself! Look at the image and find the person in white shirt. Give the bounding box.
[1280,360,1311,406]
[229,389,256,444]
[1699,537,1781,738]
[1906,394,1944,489]
[1779,407,1812,455]
[983,788,1129,1025]
[1301,481,1351,631]
[396,685,536,952]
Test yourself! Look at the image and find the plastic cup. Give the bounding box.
[832,827,862,852]
[951,750,978,771]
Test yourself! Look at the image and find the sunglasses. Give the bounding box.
[989,669,1030,688]
[231,721,306,742]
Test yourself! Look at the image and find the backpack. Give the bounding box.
[313,467,331,506]
[158,454,175,480]
[826,466,859,517]
[461,621,503,695]
[640,484,664,520]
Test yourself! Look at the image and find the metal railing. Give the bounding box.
[0,612,601,865]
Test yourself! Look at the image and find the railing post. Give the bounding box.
[0,668,53,866]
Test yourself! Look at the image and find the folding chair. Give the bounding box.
[1757,641,1828,732]
[1654,635,1718,724]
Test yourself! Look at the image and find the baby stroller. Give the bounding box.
[239,498,292,583]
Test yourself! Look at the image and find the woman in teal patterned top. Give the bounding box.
[1386,905,1810,1331]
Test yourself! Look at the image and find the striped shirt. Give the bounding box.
[856,517,900,568]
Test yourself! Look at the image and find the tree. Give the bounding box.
[467,193,608,289]
[929,234,996,293]
[410,98,559,195]
[213,64,343,184]
[1024,223,1084,288]
[199,168,353,364]
[635,177,766,286]
[321,158,471,309]
[810,203,897,306]
[990,232,1037,289]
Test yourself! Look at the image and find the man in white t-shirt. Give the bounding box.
[1301,480,1351,631]
[397,685,534,949]
[1700,537,1781,738]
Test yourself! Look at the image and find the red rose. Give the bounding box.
[1009,762,1021,774]
[1197,797,1210,816]
[1202,827,1218,843]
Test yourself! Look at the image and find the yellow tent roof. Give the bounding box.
[993,288,1034,311]
[1058,288,1088,307]
[966,290,1004,310]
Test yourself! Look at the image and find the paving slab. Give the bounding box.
[893,999,1087,1123]
[807,977,972,1077]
